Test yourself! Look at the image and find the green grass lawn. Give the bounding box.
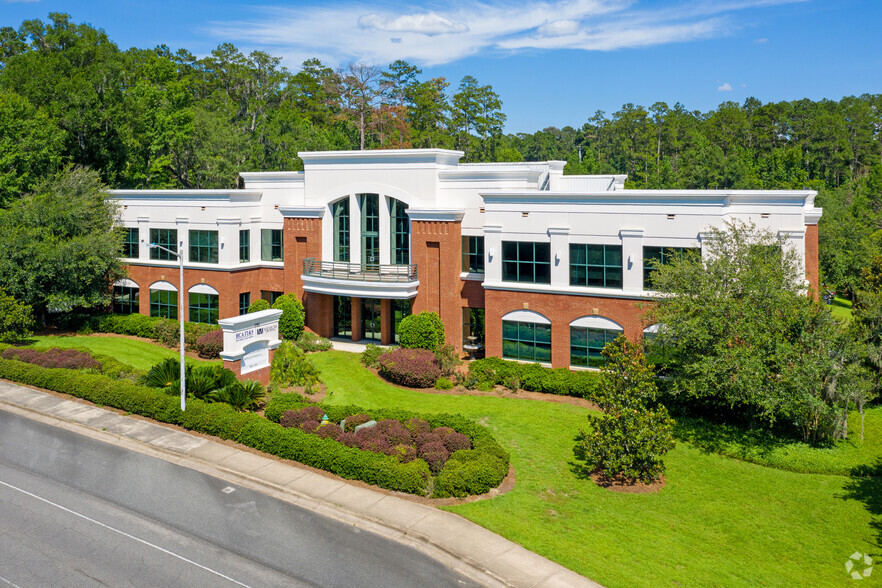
[27,335,220,372]
[313,350,880,587]
[830,295,853,321]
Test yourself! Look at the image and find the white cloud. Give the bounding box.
[358,12,469,35]
[205,0,803,68]
[717,82,734,91]
[754,37,768,43]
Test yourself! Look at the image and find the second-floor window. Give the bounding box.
[570,244,622,288]
[462,236,484,273]
[149,229,177,260]
[261,229,283,262]
[643,246,699,289]
[122,228,139,258]
[239,229,250,263]
[502,241,550,284]
[189,230,218,264]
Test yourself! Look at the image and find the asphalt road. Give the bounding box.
[0,409,480,588]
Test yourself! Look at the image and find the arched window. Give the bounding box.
[112,279,139,315]
[189,284,220,324]
[501,310,551,363]
[569,316,623,368]
[149,281,178,319]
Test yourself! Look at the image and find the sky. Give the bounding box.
[2,0,880,133]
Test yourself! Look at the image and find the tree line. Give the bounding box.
[1,12,880,291]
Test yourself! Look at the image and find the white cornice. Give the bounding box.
[216,217,242,225]
[406,209,465,222]
[299,148,463,167]
[110,190,263,200]
[278,206,325,219]
[804,207,823,225]
[238,171,303,182]
[481,189,816,206]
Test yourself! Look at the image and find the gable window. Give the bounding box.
[502,241,550,284]
[149,229,178,260]
[332,199,350,262]
[261,229,283,262]
[189,230,218,264]
[570,244,622,288]
[462,236,484,274]
[502,319,551,362]
[643,246,699,289]
[122,228,139,258]
[239,229,250,263]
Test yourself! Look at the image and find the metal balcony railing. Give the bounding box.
[303,258,418,282]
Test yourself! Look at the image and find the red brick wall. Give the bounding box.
[223,347,275,385]
[122,264,284,320]
[283,216,324,332]
[411,220,463,350]
[484,289,650,368]
[805,223,820,298]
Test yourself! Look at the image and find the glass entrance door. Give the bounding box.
[361,298,381,341]
[333,296,351,338]
[360,193,379,272]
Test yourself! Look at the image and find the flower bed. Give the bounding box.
[1,347,100,370]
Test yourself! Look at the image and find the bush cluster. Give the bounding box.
[360,344,388,368]
[270,340,322,392]
[0,288,34,342]
[247,299,271,313]
[195,329,223,359]
[466,357,601,400]
[0,357,433,495]
[1,347,100,371]
[296,331,331,352]
[397,311,445,352]
[272,293,305,340]
[59,313,220,352]
[264,392,311,422]
[378,348,442,388]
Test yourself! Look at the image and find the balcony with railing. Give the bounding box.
[301,258,419,299]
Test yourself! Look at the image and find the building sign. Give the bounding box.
[218,309,283,378]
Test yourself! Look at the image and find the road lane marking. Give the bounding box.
[0,479,254,588]
[0,574,23,588]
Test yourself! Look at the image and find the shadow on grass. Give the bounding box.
[672,416,797,460]
[841,458,882,557]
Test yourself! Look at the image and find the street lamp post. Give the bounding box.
[147,243,186,411]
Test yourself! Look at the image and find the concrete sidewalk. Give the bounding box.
[0,380,600,588]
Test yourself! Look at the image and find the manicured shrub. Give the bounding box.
[247,299,271,313]
[466,357,601,400]
[378,348,441,388]
[301,419,321,434]
[1,347,100,371]
[195,329,223,359]
[336,432,358,447]
[443,431,472,453]
[397,311,445,352]
[270,341,321,391]
[342,413,371,432]
[375,419,413,446]
[419,441,450,474]
[405,417,431,436]
[272,293,305,340]
[315,423,342,440]
[360,344,387,368]
[264,392,310,422]
[296,331,331,352]
[434,377,453,390]
[416,431,442,449]
[433,426,455,439]
[394,445,418,463]
[434,451,508,498]
[279,405,325,428]
[434,343,461,376]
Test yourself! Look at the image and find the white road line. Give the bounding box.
[0,574,23,588]
[0,479,254,588]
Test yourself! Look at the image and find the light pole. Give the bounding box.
[147,243,186,411]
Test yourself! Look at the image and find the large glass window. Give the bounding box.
[261,229,283,262]
[570,244,623,288]
[502,241,550,284]
[122,228,139,259]
[391,299,412,343]
[189,292,219,324]
[333,296,352,338]
[570,327,622,368]
[149,289,177,319]
[149,229,177,260]
[502,320,551,362]
[112,286,139,314]
[360,194,379,268]
[390,198,410,265]
[643,246,699,289]
[239,229,250,263]
[463,308,485,344]
[261,290,282,304]
[239,292,250,315]
[462,236,484,274]
[332,199,350,262]
[189,230,218,264]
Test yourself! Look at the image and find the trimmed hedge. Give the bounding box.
[378,348,441,388]
[397,311,445,352]
[0,358,430,495]
[467,357,601,400]
[272,293,305,340]
[58,313,220,351]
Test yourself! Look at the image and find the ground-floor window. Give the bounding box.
[502,320,551,362]
[150,290,177,319]
[112,286,139,315]
[261,290,282,304]
[189,292,219,324]
[391,299,412,343]
[333,296,352,338]
[462,308,485,345]
[239,292,250,315]
[570,327,622,368]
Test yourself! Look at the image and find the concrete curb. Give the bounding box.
[0,380,601,588]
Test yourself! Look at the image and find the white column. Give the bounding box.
[619,228,644,294]
[349,194,361,266]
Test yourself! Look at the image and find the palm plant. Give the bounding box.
[143,358,189,391]
[208,379,266,412]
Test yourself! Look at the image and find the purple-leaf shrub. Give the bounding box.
[195,329,223,359]
[419,441,450,474]
[415,432,442,450]
[1,347,100,371]
[343,413,371,432]
[301,420,320,434]
[443,431,472,453]
[315,423,342,440]
[404,417,431,436]
[377,348,442,388]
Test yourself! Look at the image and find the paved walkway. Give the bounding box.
[0,380,600,588]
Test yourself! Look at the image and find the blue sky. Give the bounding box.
[3,0,880,133]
